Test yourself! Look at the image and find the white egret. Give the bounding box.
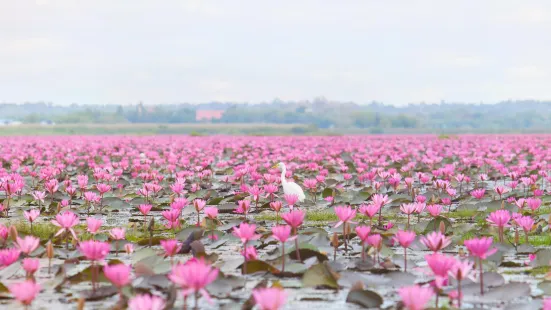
[273,162,306,202]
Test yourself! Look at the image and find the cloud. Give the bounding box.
[506,66,547,79]
[1,0,551,105]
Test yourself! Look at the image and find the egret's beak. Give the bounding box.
[271,164,278,169]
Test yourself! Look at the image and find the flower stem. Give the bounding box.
[281,242,285,273]
[479,257,484,295]
[404,247,407,272]
[458,279,462,308]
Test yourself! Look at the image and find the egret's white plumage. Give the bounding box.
[276,162,306,202]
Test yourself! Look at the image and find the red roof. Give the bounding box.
[196,110,224,121]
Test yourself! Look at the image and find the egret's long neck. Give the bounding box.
[280,166,287,185]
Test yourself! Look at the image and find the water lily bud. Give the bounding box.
[46,241,54,259]
[331,232,339,248]
[439,221,446,234]
[77,297,85,310]
[9,225,18,242]
[125,243,134,255]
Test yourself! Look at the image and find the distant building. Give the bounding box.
[40,120,56,126]
[195,110,224,121]
[0,119,22,126]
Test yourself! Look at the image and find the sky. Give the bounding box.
[1,0,551,106]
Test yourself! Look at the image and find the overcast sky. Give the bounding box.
[1,0,550,105]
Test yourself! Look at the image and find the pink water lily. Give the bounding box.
[51,211,79,241]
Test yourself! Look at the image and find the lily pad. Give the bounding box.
[303,262,340,289]
[346,289,383,308]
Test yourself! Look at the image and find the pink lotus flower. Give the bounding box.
[526,197,542,212]
[84,191,100,203]
[253,287,287,310]
[284,194,299,208]
[51,211,79,240]
[464,236,498,295]
[398,285,433,310]
[96,183,111,195]
[359,203,380,219]
[269,201,282,212]
[394,230,416,248]
[86,217,102,234]
[103,263,131,288]
[494,186,508,198]
[8,280,41,307]
[367,234,382,249]
[400,203,416,215]
[162,209,180,225]
[79,240,110,261]
[125,243,134,255]
[204,207,219,219]
[128,294,166,310]
[427,204,442,217]
[194,199,207,212]
[232,223,260,244]
[0,248,21,267]
[271,225,294,243]
[487,209,511,227]
[31,191,46,203]
[160,239,182,258]
[449,259,475,308]
[242,245,258,261]
[168,258,219,304]
[24,209,40,224]
[470,188,485,199]
[515,215,535,243]
[355,226,371,243]
[487,209,511,242]
[401,203,417,228]
[138,204,152,215]
[235,200,251,215]
[464,237,497,259]
[371,194,390,208]
[421,231,451,252]
[281,210,305,229]
[77,175,88,189]
[110,227,126,240]
[16,236,40,255]
[170,182,185,196]
[425,253,456,288]
[395,230,416,271]
[22,257,39,276]
[333,205,357,228]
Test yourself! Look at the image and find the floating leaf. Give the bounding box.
[240,260,279,275]
[289,248,328,262]
[472,282,531,303]
[531,248,551,267]
[538,281,551,295]
[424,216,452,234]
[80,286,118,301]
[303,262,340,289]
[102,197,131,210]
[346,289,383,308]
